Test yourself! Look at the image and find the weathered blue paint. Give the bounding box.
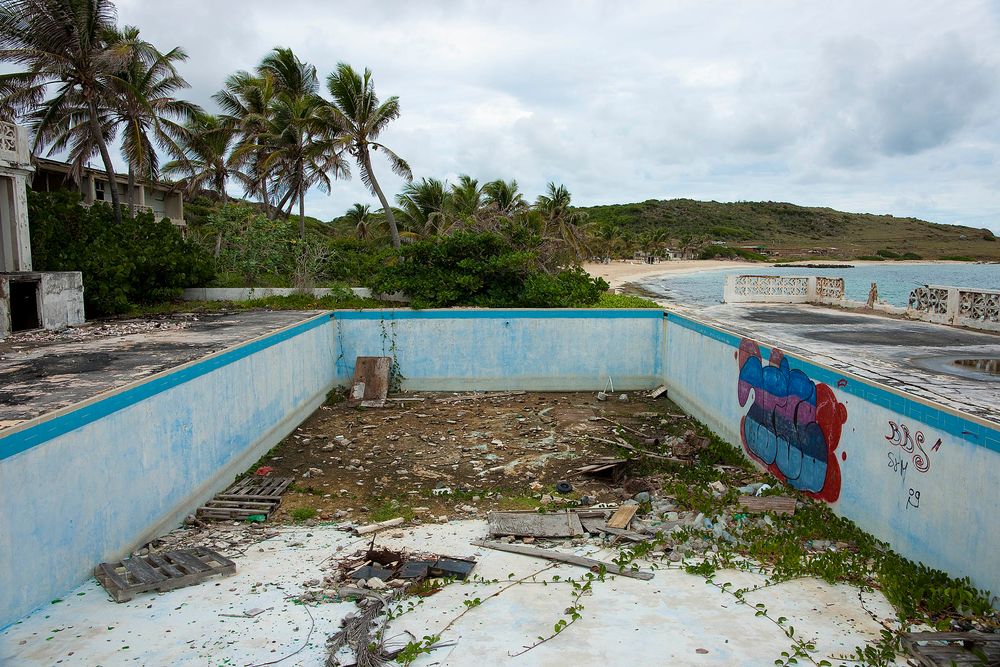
[332,309,665,390]
[0,314,337,629]
[664,310,1000,599]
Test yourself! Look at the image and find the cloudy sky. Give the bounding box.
[112,0,1000,230]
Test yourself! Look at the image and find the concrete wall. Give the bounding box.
[332,309,665,391]
[662,310,1000,599]
[0,313,337,628]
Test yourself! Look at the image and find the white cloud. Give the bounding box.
[102,0,1000,231]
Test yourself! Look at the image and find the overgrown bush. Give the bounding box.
[367,231,608,308]
[28,190,214,316]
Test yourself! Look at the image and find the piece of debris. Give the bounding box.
[555,480,573,494]
[488,511,585,538]
[353,517,405,535]
[95,547,236,603]
[219,607,269,618]
[900,630,1000,667]
[737,495,797,516]
[196,476,293,521]
[648,385,668,399]
[433,390,527,403]
[347,356,391,408]
[606,504,639,529]
[471,540,654,580]
[571,458,630,484]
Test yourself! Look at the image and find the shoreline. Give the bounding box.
[582,258,981,291]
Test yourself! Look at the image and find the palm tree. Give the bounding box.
[215,70,276,213]
[483,178,527,215]
[396,177,449,236]
[449,174,482,219]
[163,112,237,202]
[0,0,127,222]
[344,203,371,240]
[535,182,590,262]
[104,26,199,213]
[325,63,411,249]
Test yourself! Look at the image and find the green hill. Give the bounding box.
[578,199,999,261]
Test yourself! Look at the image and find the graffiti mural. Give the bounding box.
[736,339,848,502]
[885,420,935,473]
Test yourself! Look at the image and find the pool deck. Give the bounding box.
[0,522,905,667]
[0,310,318,430]
[696,303,1000,424]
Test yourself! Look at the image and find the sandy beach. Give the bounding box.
[582,258,978,290]
[582,259,749,289]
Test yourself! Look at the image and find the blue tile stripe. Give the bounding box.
[666,311,999,452]
[0,313,334,462]
[333,308,665,320]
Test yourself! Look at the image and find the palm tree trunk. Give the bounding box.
[273,189,293,219]
[87,98,122,224]
[363,152,400,249]
[127,166,135,215]
[298,189,306,240]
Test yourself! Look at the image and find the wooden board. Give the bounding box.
[606,504,639,529]
[737,495,797,516]
[579,518,651,542]
[95,547,236,602]
[471,540,654,580]
[488,511,584,538]
[197,476,293,521]
[901,631,1000,666]
[348,356,391,407]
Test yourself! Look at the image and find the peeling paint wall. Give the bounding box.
[0,313,337,628]
[332,309,666,391]
[663,311,1000,600]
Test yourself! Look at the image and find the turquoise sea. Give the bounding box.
[639,263,1000,308]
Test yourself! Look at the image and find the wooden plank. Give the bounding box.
[354,517,405,535]
[146,554,184,579]
[737,495,797,515]
[347,356,391,407]
[648,385,668,399]
[471,541,654,580]
[606,504,639,529]
[488,511,584,538]
[169,551,212,573]
[200,499,277,509]
[901,631,1000,667]
[122,556,167,585]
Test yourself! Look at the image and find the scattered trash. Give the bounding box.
[555,480,573,494]
[648,385,668,399]
[434,390,527,403]
[596,377,614,401]
[95,547,236,603]
[618,393,629,402]
[245,514,266,523]
[471,540,654,580]
[755,483,772,497]
[218,607,270,619]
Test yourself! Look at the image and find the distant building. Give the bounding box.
[32,157,186,228]
[1,123,84,337]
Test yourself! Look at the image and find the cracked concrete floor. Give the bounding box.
[0,522,905,667]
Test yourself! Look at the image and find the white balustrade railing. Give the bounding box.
[909,285,1000,332]
[0,121,31,165]
[724,275,845,305]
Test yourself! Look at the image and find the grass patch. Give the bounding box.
[290,507,317,522]
[369,498,415,522]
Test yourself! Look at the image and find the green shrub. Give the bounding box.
[290,507,317,522]
[592,292,662,308]
[940,255,975,261]
[368,231,608,308]
[876,249,900,258]
[28,190,214,316]
[857,255,885,261]
[899,252,923,260]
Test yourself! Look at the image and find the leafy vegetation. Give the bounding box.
[580,198,999,260]
[28,191,213,315]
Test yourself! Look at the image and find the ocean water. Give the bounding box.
[640,263,1000,308]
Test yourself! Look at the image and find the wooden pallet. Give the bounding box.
[197,476,293,520]
[901,631,1000,666]
[95,547,236,602]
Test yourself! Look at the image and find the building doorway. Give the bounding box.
[9,278,40,331]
